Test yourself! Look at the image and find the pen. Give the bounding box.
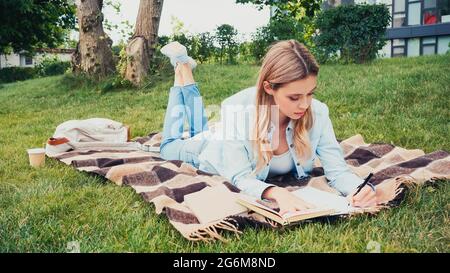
[353,172,373,197]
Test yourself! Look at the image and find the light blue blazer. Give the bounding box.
[197,86,363,199]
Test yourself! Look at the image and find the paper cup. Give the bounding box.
[27,148,46,167]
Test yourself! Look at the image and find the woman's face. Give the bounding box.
[263,75,317,121]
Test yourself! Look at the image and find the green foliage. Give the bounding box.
[151,36,173,74]
[153,35,172,67]
[35,56,70,77]
[171,33,193,53]
[215,24,239,64]
[196,32,216,64]
[116,45,128,78]
[161,32,217,64]
[314,4,391,64]
[237,41,255,64]
[155,24,239,65]
[236,0,322,19]
[0,57,70,84]
[0,0,76,54]
[250,16,308,62]
[98,75,133,94]
[0,67,36,83]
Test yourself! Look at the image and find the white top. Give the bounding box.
[267,150,295,178]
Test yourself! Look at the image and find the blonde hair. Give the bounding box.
[251,40,319,175]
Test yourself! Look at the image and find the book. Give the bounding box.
[237,186,363,226]
[184,184,248,224]
[291,186,363,215]
[237,195,336,226]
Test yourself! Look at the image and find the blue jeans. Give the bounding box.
[160,83,209,168]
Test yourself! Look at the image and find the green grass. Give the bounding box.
[0,55,449,252]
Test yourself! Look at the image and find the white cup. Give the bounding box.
[27,148,46,167]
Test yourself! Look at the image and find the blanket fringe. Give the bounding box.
[188,218,242,243]
[394,175,416,188]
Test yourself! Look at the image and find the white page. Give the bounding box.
[292,187,360,215]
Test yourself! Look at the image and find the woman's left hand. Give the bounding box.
[347,185,377,208]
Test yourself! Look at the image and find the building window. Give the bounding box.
[421,36,437,55]
[423,0,438,24]
[408,1,422,25]
[20,54,33,66]
[392,0,450,26]
[407,38,421,56]
[25,56,33,65]
[423,10,438,24]
[392,38,407,56]
[440,0,450,22]
[380,0,394,27]
[393,0,407,27]
[424,0,437,9]
[394,13,407,26]
[437,36,450,53]
[395,0,406,11]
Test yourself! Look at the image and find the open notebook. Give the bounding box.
[237,195,335,226]
[184,185,362,225]
[291,186,362,215]
[237,186,363,226]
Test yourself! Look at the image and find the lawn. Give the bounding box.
[0,54,449,252]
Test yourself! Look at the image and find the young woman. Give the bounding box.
[159,40,378,215]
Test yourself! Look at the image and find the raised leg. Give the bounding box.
[159,42,208,164]
[178,63,209,137]
[160,86,185,151]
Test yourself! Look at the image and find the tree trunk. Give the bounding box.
[124,0,164,86]
[72,0,115,78]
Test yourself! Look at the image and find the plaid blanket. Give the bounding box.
[48,129,450,242]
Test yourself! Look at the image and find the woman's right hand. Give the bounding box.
[262,186,315,215]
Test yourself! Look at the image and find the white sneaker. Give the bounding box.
[160,41,197,69]
[187,56,197,70]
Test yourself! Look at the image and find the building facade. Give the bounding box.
[325,0,450,58]
[0,48,74,69]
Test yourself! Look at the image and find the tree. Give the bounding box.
[196,32,215,64]
[124,0,164,86]
[236,0,322,19]
[314,4,390,63]
[72,0,115,78]
[250,16,307,62]
[0,0,76,54]
[215,24,238,64]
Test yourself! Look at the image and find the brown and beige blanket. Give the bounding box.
[48,130,450,242]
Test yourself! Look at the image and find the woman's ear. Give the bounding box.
[263,81,274,96]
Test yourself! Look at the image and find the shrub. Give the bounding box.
[237,41,255,64]
[0,67,36,83]
[250,16,307,62]
[314,4,391,63]
[35,56,70,77]
[151,36,173,74]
